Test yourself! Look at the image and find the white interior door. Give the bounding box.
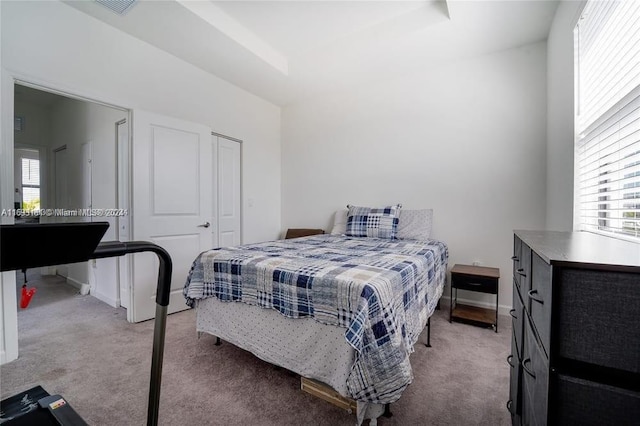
[132,111,213,322]
[217,137,241,247]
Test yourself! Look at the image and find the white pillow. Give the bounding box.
[330,209,348,235]
[396,209,433,240]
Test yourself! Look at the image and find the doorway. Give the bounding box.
[13,83,129,311]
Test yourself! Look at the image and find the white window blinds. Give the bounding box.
[21,157,40,209]
[21,158,40,186]
[575,0,640,240]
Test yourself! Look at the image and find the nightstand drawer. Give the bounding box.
[451,273,498,294]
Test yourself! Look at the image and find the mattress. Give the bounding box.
[184,234,448,408]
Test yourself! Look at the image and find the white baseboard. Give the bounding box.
[91,291,118,308]
[66,276,90,295]
[440,295,511,316]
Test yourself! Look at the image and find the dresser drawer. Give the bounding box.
[451,273,498,294]
[516,243,531,295]
[522,316,548,426]
[513,235,522,279]
[511,280,524,357]
[521,386,537,426]
[529,253,551,356]
[508,330,523,417]
[553,374,640,426]
[556,268,640,374]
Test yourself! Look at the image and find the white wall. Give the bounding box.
[0,0,281,364]
[48,97,126,305]
[282,42,548,312]
[1,0,282,244]
[14,100,52,149]
[546,0,583,231]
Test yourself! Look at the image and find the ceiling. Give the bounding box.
[63,0,559,106]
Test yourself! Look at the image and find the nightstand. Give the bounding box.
[449,264,500,332]
[284,228,325,239]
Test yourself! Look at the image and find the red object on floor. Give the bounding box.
[20,284,36,309]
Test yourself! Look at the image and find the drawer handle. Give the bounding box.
[528,289,544,304]
[467,282,483,286]
[507,354,515,368]
[516,268,526,277]
[511,256,519,261]
[522,358,536,379]
[507,399,513,413]
[509,308,517,319]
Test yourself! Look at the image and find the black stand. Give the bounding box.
[0,223,172,426]
[383,404,393,417]
[91,241,171,426]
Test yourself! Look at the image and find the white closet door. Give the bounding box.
[217,137,241,247]
[131,110,213,322]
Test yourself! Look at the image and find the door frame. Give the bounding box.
[1,68,18,364]
[212,131,243,245]
[0,69,133,363]
[116,118,132,312]
[213,132,244,246]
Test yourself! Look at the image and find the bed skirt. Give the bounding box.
[196,297,386,424]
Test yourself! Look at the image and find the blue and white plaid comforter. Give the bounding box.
[183,234,448,403]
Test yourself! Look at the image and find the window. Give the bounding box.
[575,0,640,241]
[21,157,40,211]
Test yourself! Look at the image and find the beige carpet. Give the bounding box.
[1,272,511,425]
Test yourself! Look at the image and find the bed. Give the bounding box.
[183,207,448,424]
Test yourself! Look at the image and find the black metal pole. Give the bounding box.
[91,241,172,426]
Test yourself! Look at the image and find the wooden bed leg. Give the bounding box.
[383,404,393,418]
[425,317,432,348]
[215,336,221,346]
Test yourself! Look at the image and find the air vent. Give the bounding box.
[95,0,137,15]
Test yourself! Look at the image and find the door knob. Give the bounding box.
[197,222,210,228]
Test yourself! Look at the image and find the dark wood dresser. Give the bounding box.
[508,230,640,426]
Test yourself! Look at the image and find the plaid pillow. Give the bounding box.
[345,204,401,240]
